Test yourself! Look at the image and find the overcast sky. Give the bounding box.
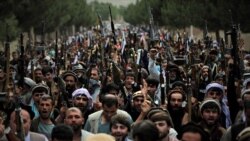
[87,0,135,7]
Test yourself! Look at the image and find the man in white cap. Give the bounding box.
[15,77,36,104]
[205,82,231,128]
[29,84,50,118]
[56,88,94,126]
[71,88,93,125]
[198,98,226,141]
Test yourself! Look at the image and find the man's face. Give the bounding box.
[181,132,202,141]
[154,120,170,139]
[147,84,157,96]
[0,69,4,79]
[124,76,134,89]
[201,109,219,125]
[65,76,76,90]
[12,52,18,59]
[246,83,250,89]
[34,70,43,82]
[75,70,84,78]
[64,110,84,132]
[202,68,209,79]
[44,72,53,82]
[169,93,183,110]
[209,54,216,61]
[102,104,117,121]
[169,71,177,81]
[111,123,129,141]
[243,94,250,125]
[149,48,158,59]
[108,90,119,96]
[206,90,223,101]
[38,99,53,119]
[10,110,30,136]
[132,96,144,112]
[90,69,99,81]
[32,92,45,104]
[215,78,224,85]
[73,95,88,112]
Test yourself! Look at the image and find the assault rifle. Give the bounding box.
[55,31,60,76]
[4,24,10,92]
[112,62,127,100]
[15,33,25,141]
[109,6,116,45]
[159,54,165,105]
[54,31,68,107]
[227,24,241,123]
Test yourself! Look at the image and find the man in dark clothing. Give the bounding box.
[167,89,188,133]
[125,91,145,121]
[221,89,250,141]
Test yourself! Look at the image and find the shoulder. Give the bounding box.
[218,126,227,134]
[30,132,48,140]
[117,109,131,117]
[31,117,40,122]
[125,137,133,141]
[169,128,178,138]
[169,136,179,141]
[81,130,93,136]
[87,110,103,120]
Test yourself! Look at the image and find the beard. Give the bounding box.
[71,124,82,132]
[35,77,42,83]
[76,105,88,112]
[170,76,176,81]
[114,136,125,141]
[40,112,51,119]
[66,85,74,90]
[205,118,217,126]
[112,133,126,141]
[159,131,168,140]
[204,76,208,81]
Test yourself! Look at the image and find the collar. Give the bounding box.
[25,131,31,141]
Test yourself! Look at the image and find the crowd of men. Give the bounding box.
[0,25,250,141]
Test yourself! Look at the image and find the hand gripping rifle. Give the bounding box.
[136,49,143,86]
[6,95,26,141]
[112,61,128,102]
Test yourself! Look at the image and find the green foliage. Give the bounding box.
[89,1,120,21]
[122,0,250,32]
[0,14,20,41]
[0,0,98,41]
